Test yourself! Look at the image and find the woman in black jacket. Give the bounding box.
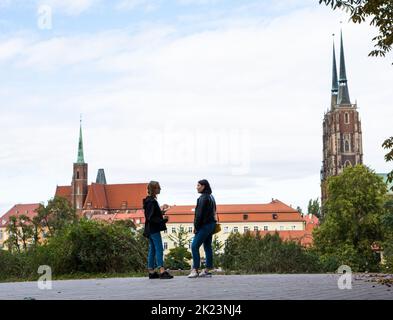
[143,181,173,279]
[188,179,217,278]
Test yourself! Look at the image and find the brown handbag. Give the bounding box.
[213,222,221,234]
[211,195,221,234]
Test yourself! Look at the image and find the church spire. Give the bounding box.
[331,37,338,107]
[337,30,351,105]
[77,117,85,164]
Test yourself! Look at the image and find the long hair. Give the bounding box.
[147,181,160,197]
[198,179,212,194]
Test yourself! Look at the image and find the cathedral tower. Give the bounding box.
[321,32,363,204]
[71,120,88,213]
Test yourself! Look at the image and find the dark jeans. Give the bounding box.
[148,232,164,269]
[191,222,216,269]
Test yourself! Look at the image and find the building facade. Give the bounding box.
[321,32,363,203]
[158,199,317,254]
[0,203,40,250]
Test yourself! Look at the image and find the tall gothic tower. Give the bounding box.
[71,120,88,213]
[321,32,363,204]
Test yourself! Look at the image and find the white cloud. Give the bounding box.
[0,4,392,215]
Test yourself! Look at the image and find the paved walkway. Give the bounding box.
[0,274,392,300]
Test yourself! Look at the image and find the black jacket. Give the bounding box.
[143,196,167,237]
[194,193,217,231]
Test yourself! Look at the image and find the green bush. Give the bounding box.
[221,232,322,273]
[164,247,192,270]
[0,219,148,281]
[43,219,147,274]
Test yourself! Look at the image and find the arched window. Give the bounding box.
[77,171,80,179]
[344,160,352,167]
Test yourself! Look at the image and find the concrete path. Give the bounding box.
[0,274,392,300]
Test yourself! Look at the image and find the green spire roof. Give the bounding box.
[77,120,85,164]
[337,30,351,105]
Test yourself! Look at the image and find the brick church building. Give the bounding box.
[55,121,148,222]
[320,32,363,203]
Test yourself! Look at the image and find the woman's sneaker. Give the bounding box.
[159,271,174,279]
[187,269,199,278]
[148,272,159,279]
[199,269,212,278]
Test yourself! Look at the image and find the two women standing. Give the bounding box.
[143,179,217,279]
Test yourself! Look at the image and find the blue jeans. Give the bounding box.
[148,232,164,270]
[191,222,216,269]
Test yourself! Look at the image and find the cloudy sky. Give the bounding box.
[0,0,392,215]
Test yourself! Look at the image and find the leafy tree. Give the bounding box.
[380,195,393,271]
[165,247,192,270]
[382,136,393,190]
[319,0,393,62]
[36,196,77,237]
[308,198,322,219]
[45,218,147,274]
[165,225,192,270]
[221,232,321,273]
[0,219,148,280]
[5,215,34,252]
[212,235,224,268]
[168,225,190,248]
[313,165,387,271]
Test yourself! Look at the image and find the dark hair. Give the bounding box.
[198,179,212,194]
[147,181,160,197]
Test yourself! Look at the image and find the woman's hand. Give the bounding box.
[161,204,170,212]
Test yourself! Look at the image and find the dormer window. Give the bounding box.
[272,213,278,220]
[243,214,248,221]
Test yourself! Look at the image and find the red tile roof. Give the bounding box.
[303,214,320,225]
[55,183,148,210]
[85,183,107,208]
[302,214,320,234]
[0,203,41,227]
[91,211,146,224]
[255,230,314,247]
[104,183,148,209]
[166,199,299,214]
[164,199,304,223]
[55,186,72,203]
